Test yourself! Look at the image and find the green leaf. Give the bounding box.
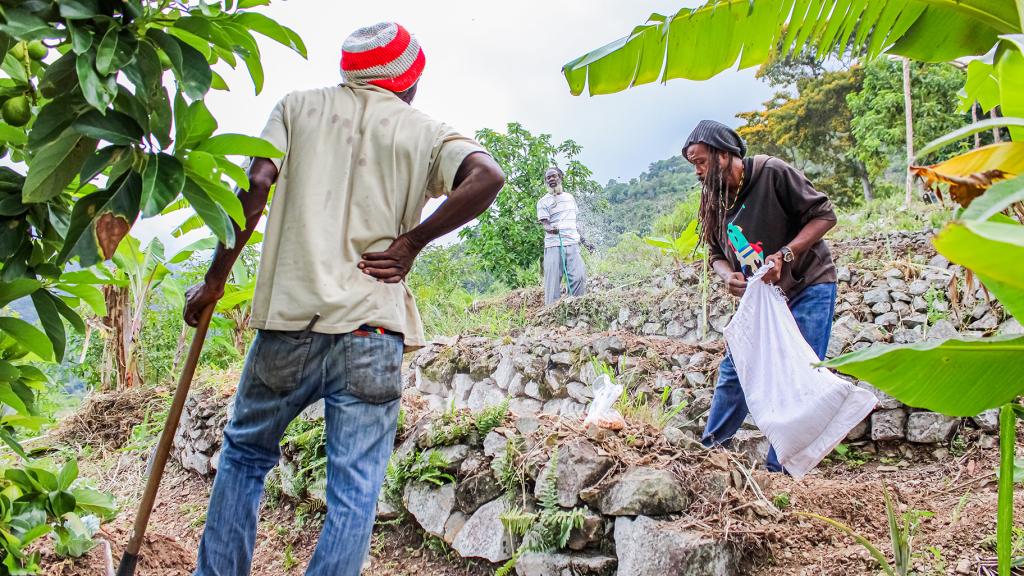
[174,92,217,151]
[29,93,87,150]
[55,283,105,316]
[917,117,1024,158]
[221,24,263,94]
[996,37,1024,141]
[822,335,1024,416]
[37,51,80,97]
[30,290,66,362]
[561,0,1020,96]
[215,156,248,190]
[72,110,143,146]
[71,488,116,520]
[141,153,185,217]
[933,219,1024,318]
[48,490,76,517]
[148,29,212,100]
[0,317,53,361]
[48,288,86,334]
[196,134,283,158]
[0,381,29,415]
[186,170,244,226]
[149,86,173,150]
[0,279,40,308]
[79,145,126,186]
[0,123,27,146]
[57,460,78,491]
[237,0,271,7]
[231,12,307,57]
[0,427,27,459]
[166,27,212,60]
[0,8,62,40]
[67,21,93,54]
[96,28,138,77]
[123,40,163,98]
[59,174,141,267]
[182,178,235,247]
[59,0,100,20]
[22,129,98,203]
[75,52,116,110]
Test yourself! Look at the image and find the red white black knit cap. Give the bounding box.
[340,22,426,93]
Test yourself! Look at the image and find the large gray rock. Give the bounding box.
[871,409,907,441]
[535,440,614,507]
[585,467,689,516]
[433,444,470,473]
[863,288,891,305]
[614,516,737,576]
[444,511,467,544]
[451,498,514,562]
[403,481,456,538]
[568,508,606,551]
[926,319,960,341]
[909,280,931,296]
[451,374,476,409]
[468,379,506,412]
[484,430,510,458]
[906,412,959,443]
[592,335,626,356]
[567,381,594,404]
[515,552,617,576]
[972,409,1000,432]
[456,472,503,514]
[730,429,769,465]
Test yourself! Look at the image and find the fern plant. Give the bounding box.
[497,451,587,574]
[492,435,526,499]
[381,450,456,513]
[476,399,510,437]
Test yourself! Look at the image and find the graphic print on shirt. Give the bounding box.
[726,204,764,276]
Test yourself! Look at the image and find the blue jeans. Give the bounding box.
[194,329,403,576]
[701,282,837,472]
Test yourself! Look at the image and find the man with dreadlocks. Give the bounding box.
[683,120,838,473]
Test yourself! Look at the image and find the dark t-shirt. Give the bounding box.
[708,155,837,297]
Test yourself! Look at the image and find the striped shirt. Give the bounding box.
[537,191,580,248]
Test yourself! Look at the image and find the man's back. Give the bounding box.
[253,84,482,348]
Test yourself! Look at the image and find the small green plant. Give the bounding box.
[0,459,117,573]
[800,487,932,576]
[396,408,406,438]
[772,491,791,510]
[496,452,586,575]
[282,543,299,572]
[430,401,474,447]
[924,287,949,324]
[831,443,871,468]
[382,450,455,513]
[643,219,706,264]
[476,400,510,437]
[492,435,526,499]
[950,432,968,457]
[918,546,947,576]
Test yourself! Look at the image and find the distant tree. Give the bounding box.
[847,59,970,188]
[461,123,600,288]
[738,67,870,206]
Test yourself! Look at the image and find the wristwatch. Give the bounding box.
[780,246,795,262]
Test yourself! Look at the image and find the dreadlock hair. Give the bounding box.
[696,145,733,248]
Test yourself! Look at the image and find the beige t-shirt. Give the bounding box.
[251,84,486,350]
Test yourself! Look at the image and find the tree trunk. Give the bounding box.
[170,323,188,376]
[902,57,915,208]
[855,161,874,201]
[992,107,1002,143]
[101,285,139,390]
[972,102,982,149]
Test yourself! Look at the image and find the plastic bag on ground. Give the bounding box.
[724,263,877,479]
[583,374,625,430]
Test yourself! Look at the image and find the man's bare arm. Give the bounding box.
[183,158,278,326]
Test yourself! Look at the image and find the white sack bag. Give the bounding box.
[724,263,877,479]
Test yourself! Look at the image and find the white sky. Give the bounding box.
[137,0,773,251]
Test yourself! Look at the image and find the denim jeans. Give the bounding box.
[701,282,837,472]
[194,329,403,576]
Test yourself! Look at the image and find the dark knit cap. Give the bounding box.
[683,120,747,158]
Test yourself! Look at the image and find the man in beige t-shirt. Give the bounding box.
[183,22,504,576]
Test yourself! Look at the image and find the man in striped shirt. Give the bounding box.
[537,167,588,304]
